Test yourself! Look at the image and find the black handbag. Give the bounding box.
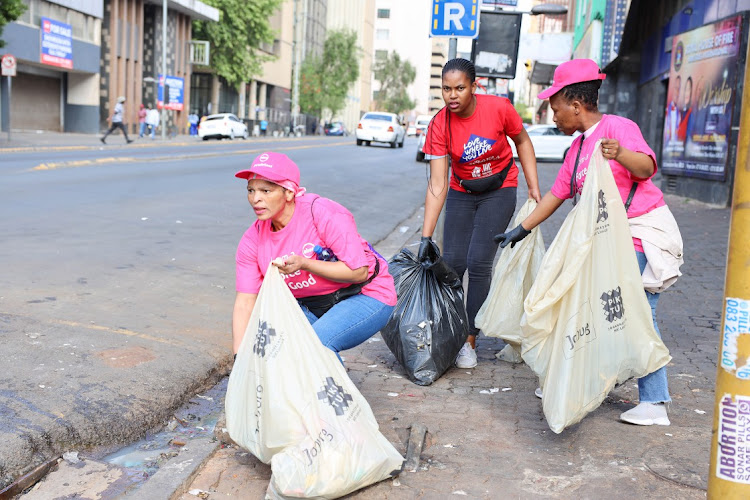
[452,157,514,194]
[297,259,380,317]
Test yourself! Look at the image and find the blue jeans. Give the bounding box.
[139,122,147,137]
[636,251,671,403]
[298,293,394,356]
[443,187,517,336]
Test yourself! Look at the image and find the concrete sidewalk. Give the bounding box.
[15,161,727,499]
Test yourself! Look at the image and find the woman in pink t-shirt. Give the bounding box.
[232,152,397,359]
[495,59,673,427]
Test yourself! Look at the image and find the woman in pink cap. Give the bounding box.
[495,59,682,427]
[421,58,541,370]
[232,152,397,360]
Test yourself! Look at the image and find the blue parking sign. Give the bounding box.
[430,0,480,38]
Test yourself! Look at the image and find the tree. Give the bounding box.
[0,0,26,48]
[192,0,282,89]
[373,52,416,114]
[299,30,360,120]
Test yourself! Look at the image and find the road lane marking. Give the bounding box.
[28,141,351,171]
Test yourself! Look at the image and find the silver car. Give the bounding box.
[355,112,405,148]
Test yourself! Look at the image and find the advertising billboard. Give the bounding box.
[158,74,185,111]
[661,16,742,180]
[471,11,522,79]
[40,17,73,69]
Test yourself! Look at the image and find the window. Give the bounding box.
[375,49,388,61]
[377,9,390,19]
[376,29,389,40]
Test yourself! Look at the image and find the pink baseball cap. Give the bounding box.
[537,59,606,100]
[235,151,300,185]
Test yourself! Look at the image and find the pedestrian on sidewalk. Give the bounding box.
[101,96,133,145]
[495,58,682,426]
[138,104,147,138]
[420,58,541,369]
[232,152,397,360]
[146,104,160,139]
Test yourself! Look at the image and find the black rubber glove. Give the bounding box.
[418,236,432,262]
[494,224,531,249]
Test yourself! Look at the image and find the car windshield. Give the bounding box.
[205,116,225,121]
[363,114,392,122]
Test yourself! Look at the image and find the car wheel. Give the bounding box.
[398,137,404,148]
[202,137,209,141]
[390,140,397,149]
[365,141,371,146]
[243,129,249,139]
[416,151,425,162]
[356,139,363,146]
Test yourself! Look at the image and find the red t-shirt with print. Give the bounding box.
[422,94,524,192]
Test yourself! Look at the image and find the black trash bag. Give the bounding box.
[381,240,470,385]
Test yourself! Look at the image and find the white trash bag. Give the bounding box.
[475,198,545,363]
[225,263,404,498]
[520,141,671,433]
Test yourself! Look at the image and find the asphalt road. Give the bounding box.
[0,135,429,488]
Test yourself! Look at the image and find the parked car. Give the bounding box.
[508,124,580,161]
[355,112,405,148]
[198,113,248,140]
[324,121,348,136]
[406,124,417,136]
[414,114,434,136]
[416,126,428,162]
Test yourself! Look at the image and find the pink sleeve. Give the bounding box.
[616,120,657,179]
[421,111,447,157]
[502,98,524,137]
[235,225,263,294]
[550,137,582,200]
[313,200,368,270]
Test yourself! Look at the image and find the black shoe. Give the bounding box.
[100,137,106,144]
[126,139,134,144]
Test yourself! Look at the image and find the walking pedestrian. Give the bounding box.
[232,152,397,360]
[146,105,160,139]
[138,104,147,138]
[420,58,541,369]
[188,111,199,136]
[101,96,133,144]
[259,119,268,137]
[495,59,681,426]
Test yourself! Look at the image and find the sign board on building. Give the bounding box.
[481,0,518,6]
[158,74,185,111]
[40,17,73,69]
[430,0,480,39]
[661,15,741,181]
[471,11,522,79]
[1,54,16,76]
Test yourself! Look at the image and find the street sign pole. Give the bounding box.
[7,76,10,142]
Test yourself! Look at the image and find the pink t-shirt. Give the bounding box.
[236,194,397,306]
[550,114,665,252]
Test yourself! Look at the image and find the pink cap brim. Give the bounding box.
[537,74,606,100]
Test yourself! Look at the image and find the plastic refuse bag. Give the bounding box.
[381,239,469,385]
[520,141,671,434]
[225,263,404,498]
[475,198,545,363]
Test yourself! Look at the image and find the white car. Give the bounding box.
[414,114,433,136]
[416,127,428,162]
[355,112,405,148]
[198,113,248,140]
[509,124,580,161]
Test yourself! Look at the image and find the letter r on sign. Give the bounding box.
[444,2,465,30]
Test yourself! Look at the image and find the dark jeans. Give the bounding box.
[443,187,517,336]
[102,122,131,141]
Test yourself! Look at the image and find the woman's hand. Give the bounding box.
[600,139,621,161]
[601,137,655,178]
[528,185,542,203]
[272,254,308,275]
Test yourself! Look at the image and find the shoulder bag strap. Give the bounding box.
[624,182,638,213]
[569,135,585,206]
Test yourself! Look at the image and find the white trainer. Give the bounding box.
[534,387,543,399]
[619,402,670,426]
[455,342,478,369]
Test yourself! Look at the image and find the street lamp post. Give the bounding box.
[161,0,167,140]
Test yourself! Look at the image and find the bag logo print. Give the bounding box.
[597,189,608,223]
[460,134,496,163]
[600,287,624,323]
[253,320,276,357]
[317,376,353,416]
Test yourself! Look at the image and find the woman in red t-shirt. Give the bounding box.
[421,58,541,369]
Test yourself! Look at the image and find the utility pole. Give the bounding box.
[291,0,300,132]
[707,42,750,498]
[161,0,167,140]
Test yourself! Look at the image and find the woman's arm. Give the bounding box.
[274,257,369,284]
[521,191,566,230]
[422,156,450,237]
[232,292,257,354]
[600,138,655,178]
[510,128,542,202]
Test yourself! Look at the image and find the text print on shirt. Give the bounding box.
[460,134,496,164]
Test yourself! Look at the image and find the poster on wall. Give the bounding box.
[40,17,73,69]
[158,75,185,111]
[661,15,741,180]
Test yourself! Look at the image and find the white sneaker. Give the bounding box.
[619,402,670,426]
[455,342,478,369]
[534,387,543,399]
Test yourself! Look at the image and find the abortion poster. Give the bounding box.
[661,15,741,180]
